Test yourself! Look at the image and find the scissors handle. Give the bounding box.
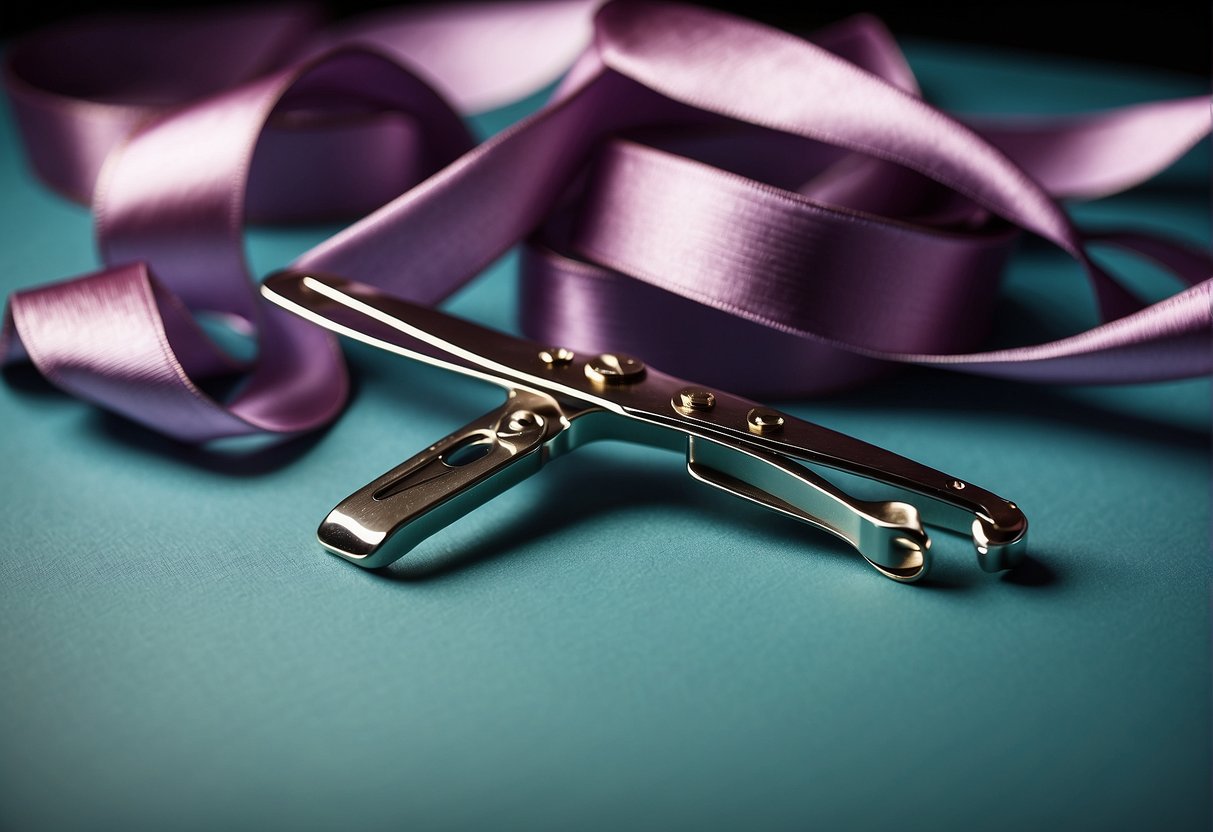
[686,437,933,582]
[317,390,565,568]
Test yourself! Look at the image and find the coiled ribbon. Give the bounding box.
[2,0,1209,442]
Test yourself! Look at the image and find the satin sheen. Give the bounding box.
[2,1,1209,441]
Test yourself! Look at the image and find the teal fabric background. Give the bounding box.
[1,41,1209,831]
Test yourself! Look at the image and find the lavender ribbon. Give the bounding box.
[3,1,1209,442]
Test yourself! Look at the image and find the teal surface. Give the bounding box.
[1,42,1209,832]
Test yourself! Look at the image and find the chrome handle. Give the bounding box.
[318,390,565,568]
[263,270,1028,581]
[686,437,932,582]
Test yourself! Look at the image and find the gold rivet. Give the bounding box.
[585,353,646,385]
[674,387,716,413]
[539,347,575,367]
[746,408,785,434]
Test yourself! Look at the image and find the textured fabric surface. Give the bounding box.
[1,42,1209,832]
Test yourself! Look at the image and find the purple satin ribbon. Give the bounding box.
[2,1,1209,442]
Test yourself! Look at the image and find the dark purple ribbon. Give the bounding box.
[2,1,1209,442]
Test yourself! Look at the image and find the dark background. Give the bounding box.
[2,0,1209,76]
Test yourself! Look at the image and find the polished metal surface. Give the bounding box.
[746,408,786,435]
[674,387,716,413]
[585,353,646,385]
[316,389,569,568]
[686,437,930,581]
[261,270,1029,581]
[538,346,575,366]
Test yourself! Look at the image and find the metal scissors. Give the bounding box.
[262,270,1028,582]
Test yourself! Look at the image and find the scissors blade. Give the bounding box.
[262,270,559,395]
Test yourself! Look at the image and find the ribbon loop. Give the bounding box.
[2,0,1209,442]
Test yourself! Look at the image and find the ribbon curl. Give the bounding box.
[2,0,1209,442]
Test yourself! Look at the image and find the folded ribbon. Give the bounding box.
[2,0,1209,442]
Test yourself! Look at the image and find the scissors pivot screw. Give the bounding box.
[539,346,575,366]
[747,407,786,434]
[585,353,646,384]
[675,387,716,412]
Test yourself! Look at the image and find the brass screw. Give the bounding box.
[539,346,575,367]
[746,408,785,434]
[675,387,716,413]
[585,353,646,385]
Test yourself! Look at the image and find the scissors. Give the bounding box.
[262,270,1028,582]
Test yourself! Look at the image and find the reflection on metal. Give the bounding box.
[746,408,786,435]
[261,270,1029,583]
[585,353,646,385]
[538,346,575,367]
[674,387,716,413]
